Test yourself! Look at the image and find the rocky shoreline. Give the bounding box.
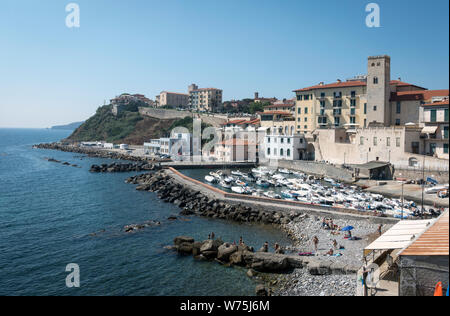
[126,170,370,296]
[126,171,297,225]
[33,142,154,162]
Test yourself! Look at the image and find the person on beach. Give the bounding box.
[326,248,334,256]
[211,232,215,240]
[239,237,243,246]
[263,242,269,252]
[333,239,338,250]
[377,224,383,236]
[312,236,319,252]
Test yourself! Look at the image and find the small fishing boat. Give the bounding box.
[219,180,231,189]
[231,170,245,177]
[278,168,292,174]
[263,191,281,199]
[231,186,245,194]
[256,179,270,188]
[205,175,217,183]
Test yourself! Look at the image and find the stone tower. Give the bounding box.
[366,55,391,126]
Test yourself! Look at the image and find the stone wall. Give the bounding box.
[395,168,449,184]
[264,160,354,182]
[399,255,449,296]
[139,107,227,127]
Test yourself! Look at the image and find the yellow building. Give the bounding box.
[294,80,368,135]
[188,84,222,112]
[259,101,296,136]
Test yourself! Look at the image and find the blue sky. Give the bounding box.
[0,0,448,128]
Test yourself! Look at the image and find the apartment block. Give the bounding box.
[188,84,222,112]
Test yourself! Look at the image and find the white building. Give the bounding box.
[159,133,192,161]
[264,134,307,160]
[143,139,161,155]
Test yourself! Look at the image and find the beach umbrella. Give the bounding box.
[341,226,354,232]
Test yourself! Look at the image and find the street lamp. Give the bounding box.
[398,180,405,220]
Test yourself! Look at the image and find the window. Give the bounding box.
[396,137,401,147]
[298,108,301,114]
[333,109,342,116]
[386,137,390,147]
[287,138,291,144]
[320,101,325,108]
[350,99,356,107]
[445,109,449,122]
[304,125,308,129]
[320,109,325,116]
[351,91,356,98]
[444,143,449,154]
[304,107,308,114]
[304,117,308,122]
[334,117,340,126]
[297,117,301,122]
[430,143,436,155]
[280,149,284,156]
[320,92,325,98]
[281,138,284,144]
[444,126,449,139]
[395,119,401,126]
[267,148,270,155]
[430,109,437,122]
[373,105,377,111]
[373,77,378,84]
[360,137,364,145]
[304,95,310,101]
[373,137,377,146]
[350,108,356,115]
[364,103,367,114]
[267,137,270,143]
[287,149,291,157]
[350,117,356,124]
[297,95,302,101]
[396,102,401,114]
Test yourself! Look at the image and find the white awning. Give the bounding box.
[364,219,435,255]
[421,126,438,134]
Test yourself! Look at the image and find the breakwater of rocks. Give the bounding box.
[33,143,153,162]
[126,171,300,225]
[90,162,160,173]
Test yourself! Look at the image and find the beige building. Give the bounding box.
[293,56,446,136]
[310,127,448,170]
[156,91,189,108]
[212,138,257,162]
[258,100,297,136]
[420,99,449,159]
[188,84,222,112]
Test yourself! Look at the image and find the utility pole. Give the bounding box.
[421,154,425,216]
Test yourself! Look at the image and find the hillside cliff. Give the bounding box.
[64,104,210,145]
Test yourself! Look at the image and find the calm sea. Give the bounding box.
[0,128,289,296]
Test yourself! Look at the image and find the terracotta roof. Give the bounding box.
[265,104,294,108]
[217,139,256,146]
[391,89,449,102]
[160,91,189,96]
[294,80,428,93]
[222,119,247,126]
[259,111,293,115]
[294,81,366,92]
[390,80,426,90]
[400,211,449,256]
[237,118,260,125]
[422,100,449,107]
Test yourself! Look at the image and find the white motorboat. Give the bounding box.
[278,168,292,174]
[231,186,245,194]
[219,180,231,189]
[205,175,217,183]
